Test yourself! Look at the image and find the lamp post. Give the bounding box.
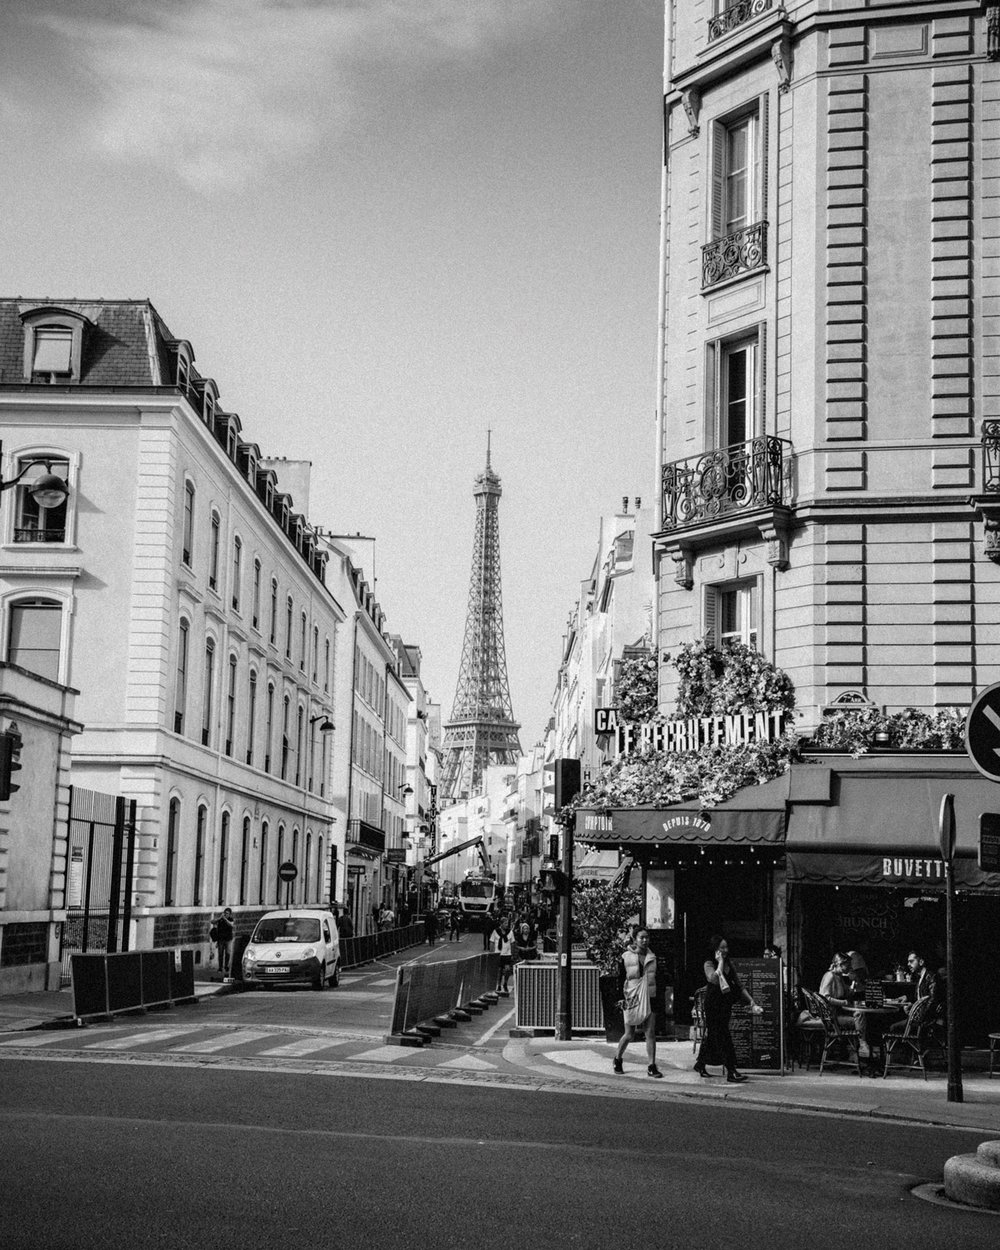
[305,714,335,905]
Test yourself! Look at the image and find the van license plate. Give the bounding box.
[264,966,288,974]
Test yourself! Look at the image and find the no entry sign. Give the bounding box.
[965,683,1000,783]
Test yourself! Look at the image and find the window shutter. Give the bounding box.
[704,586,718,647]
[705,339,719,449]
[756,94,769,224]
[756,321,767,436]
[710,122,726,240]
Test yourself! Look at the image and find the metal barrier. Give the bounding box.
[71,949,196,1019]
[514,961,605,1032]
[339,921,426,969]
[388,952,500,1039]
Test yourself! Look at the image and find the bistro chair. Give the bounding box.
[989,1033,1000,1079]
[803,989,862,1076]
[690,986,707,1054]
[792,988,824,1070]
[882,996,942,1080]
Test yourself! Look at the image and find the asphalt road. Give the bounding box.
[2,1057,997,1250]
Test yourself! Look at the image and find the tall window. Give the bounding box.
[225,654,237,755]
[317,836,324,903]
[285,597,293,659]
[202,638,216,746]
[276,825,285,904]
[324,638,330,692]
[209,512,221,591]
[710,105,764,241]
[312,626,319,682]
[708,330,763,449]
[265,681,275,772]
[258,820,269,906]
[194,805,207,905]
[708,579,759,649]
[295,705,304,786]
[281,694,290,779]
[252,559,262,630]
[165,798,180,907]
[300,611,307,671]
[217,812,230,906]
[14,457,69,543]
[6,597,61,682]
[231,536,242,611]
[247,669,258,765]
[174,619,189,734]
[270,578,278,644]
[182,483,195,567]
[305,833,313,905]
[239,816,250,906]
[291,828,300,905]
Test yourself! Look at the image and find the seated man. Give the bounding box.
[906,949,944,1013]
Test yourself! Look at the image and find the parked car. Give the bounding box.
[242,909,340,990]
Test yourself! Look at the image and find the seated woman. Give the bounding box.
[819,951,872,1059]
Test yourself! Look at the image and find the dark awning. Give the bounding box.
[785,770,1000,891]
[575,774,789,849]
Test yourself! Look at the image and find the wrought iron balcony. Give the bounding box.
[708,0,773,42]
[347,819,385,854]
[14,527,65,543]
[661,436,791,531]
[983,419,1000,493]
[702,221,768,288]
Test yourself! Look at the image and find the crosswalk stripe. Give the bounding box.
[257,1037,343,1058]
[85,1027,198,1051]
[0,1032,73,1048]
[438,1055,496,1071]
[171,1030,274,1053]
[349,1045,413,1063]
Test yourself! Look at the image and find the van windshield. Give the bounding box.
[251,918,321,943]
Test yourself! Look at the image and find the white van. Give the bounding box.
[242,909,341,990]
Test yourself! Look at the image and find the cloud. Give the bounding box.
[28,0,568,193]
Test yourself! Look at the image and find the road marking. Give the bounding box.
[171,1030,274,1053]
[349,1045,412,1063]
[0,1032,74,1047]
[85,1027,198,1051]
[473,1005,515,1047]
[370,978,396,987]
[257,1037,343,1058]
[438,1055,496,1071]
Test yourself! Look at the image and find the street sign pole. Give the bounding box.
[938,794,963,1103]
[555,816,573,1041]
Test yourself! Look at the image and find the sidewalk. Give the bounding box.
[504,1035,1000,1134]
[0,972,230,1032]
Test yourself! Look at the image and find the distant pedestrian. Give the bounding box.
[492,920,513,994]
[425,910,438,945]
[449,908,461,941]
[482,904,497,951]
[210,907,235,978]
[379,904,395,932]
[513,922,537,964]
[335,909,354,939]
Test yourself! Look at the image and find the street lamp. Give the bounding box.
[309,715,335,732]
[0,449,70,508]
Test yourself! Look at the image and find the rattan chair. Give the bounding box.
[690,986,707,1054]
[803,988,862,1076]
[882,996,941,1080]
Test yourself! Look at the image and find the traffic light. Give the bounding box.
[542,758,582,815]
[0,727,23,801]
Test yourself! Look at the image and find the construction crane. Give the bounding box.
[425,835,492,876]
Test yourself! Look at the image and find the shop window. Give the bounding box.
[6,597,62,682]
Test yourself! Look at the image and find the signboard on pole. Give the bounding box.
[980,812,1000,873]
[277,861,298,882]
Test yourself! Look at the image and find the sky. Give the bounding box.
[0,0,664,748]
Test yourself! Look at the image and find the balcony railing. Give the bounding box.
[708,0,773,42]
[348,819,386,854]
[661,436,791,531]
[14,527,65,543]
[702,221,767,288]
[983,420,1000,493]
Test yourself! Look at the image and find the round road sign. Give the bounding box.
[965,682,1000,783]
[277,860,298,882]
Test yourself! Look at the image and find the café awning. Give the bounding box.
[575,773,789,849]
[785,768,1000,891]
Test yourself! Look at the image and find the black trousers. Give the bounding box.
[697,1002,738,1071]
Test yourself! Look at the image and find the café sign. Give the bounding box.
[881,856,946,884]
[610,708,787,757]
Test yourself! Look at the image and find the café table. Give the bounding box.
[848,1003,906,1076]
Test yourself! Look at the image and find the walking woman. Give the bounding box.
[694,934,763,1083]
[613,929,663,1078]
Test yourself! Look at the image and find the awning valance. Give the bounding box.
[575,774,789,849]
[785,770,1000,891]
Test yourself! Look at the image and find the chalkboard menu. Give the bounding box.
[728,957,784,1072]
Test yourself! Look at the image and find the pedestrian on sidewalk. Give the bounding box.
[425,909,438,946]
[491,919,513,994]
[694,934,762,1083]
[210,907,235,978]
[448,908,461,941]
[482,903,497,951]
[613,928,662,1078]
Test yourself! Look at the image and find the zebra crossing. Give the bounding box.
[0,1021,503,1074]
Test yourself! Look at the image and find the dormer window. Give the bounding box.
[176,352,190,392]
[21,308,89,383]
[204,391,215,426]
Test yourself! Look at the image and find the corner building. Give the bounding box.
[0,299,345,970]
[622,2,1000,1031]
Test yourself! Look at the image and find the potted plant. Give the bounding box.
[573,881,641,1043]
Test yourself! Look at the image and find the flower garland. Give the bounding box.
[806,705,966,757]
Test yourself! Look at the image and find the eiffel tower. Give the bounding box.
[440,438,522,803]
